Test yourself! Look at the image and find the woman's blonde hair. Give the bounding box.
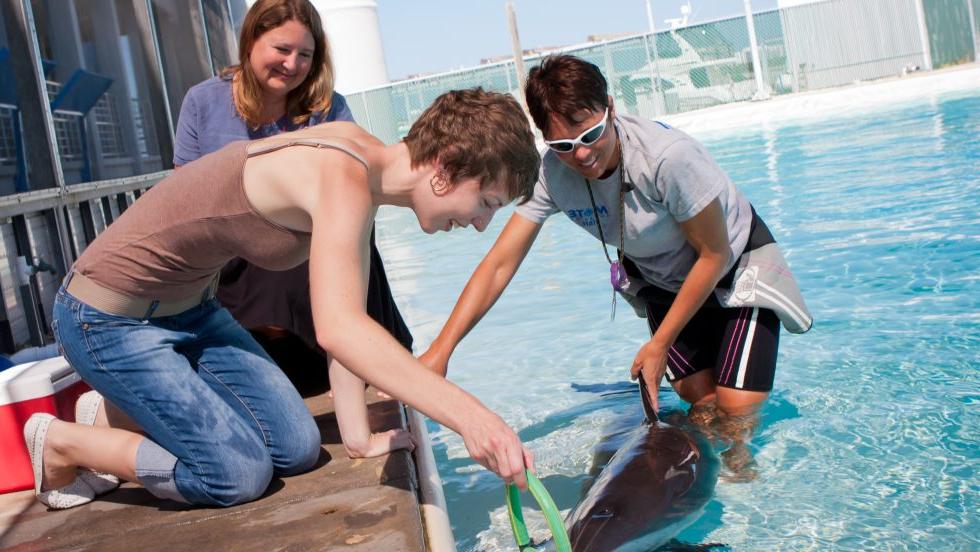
[221,0,334,127]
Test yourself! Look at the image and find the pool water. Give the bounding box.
[375,88,979,551]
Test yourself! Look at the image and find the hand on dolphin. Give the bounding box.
[630,339,669,414]
[459,407,535,490]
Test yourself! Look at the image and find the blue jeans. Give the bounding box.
[52,287,321,507]
[8,342,61,364]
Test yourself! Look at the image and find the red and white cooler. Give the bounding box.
[0,356,90,494]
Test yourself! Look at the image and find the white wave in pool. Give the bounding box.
[663,64,980,140]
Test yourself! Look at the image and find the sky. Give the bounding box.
[375,0,779,81]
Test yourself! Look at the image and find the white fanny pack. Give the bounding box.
[713,243,812,334]
[619,242,813,334]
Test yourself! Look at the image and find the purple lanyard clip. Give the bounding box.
[610,260,629,292]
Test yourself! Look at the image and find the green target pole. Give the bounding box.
[505,470,571,552]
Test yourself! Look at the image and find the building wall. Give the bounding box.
[0,0,244,349]
[780,0,925,90]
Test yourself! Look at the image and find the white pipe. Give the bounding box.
[913,0,934,71]
[643,0,664,116]
[965,0,978,62]
[744,0,770,100]
[506,2,527,109]
[644,0,655,34]
[408,408,456,552]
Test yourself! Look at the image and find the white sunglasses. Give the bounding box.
[543,108,609,153]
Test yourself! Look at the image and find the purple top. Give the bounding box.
[173,75,354,166]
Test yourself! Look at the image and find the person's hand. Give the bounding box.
[345,429,416,459]
[630,339,669,414]
[418,346,450,378]
[459,408,534,489]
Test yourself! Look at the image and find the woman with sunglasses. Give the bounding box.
[420,55,810,480]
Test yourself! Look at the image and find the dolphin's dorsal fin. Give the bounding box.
[639,380,660,422]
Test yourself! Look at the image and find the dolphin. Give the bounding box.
[563,385,720,552]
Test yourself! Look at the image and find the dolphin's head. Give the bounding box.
[566,423,703,552]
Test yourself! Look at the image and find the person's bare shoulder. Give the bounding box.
[280,122,381,161]
[300,121,381,143]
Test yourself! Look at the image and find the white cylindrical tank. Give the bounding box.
[310,0,388,93]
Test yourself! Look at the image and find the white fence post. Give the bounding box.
[643,1,664,116]
[914,0,934,70]
[744,0,770,100]
[966,0,979,62]
[506,2,527,110]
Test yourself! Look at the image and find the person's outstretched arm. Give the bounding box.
[419,212,543,376]
[630,198,731,412]
[307,159,533,487]
[329,358,415,458]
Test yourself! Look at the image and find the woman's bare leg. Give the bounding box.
[94,399,143,434]
[668,374,769,482]
[671,370,719,427]
[714,387,769,482]
[41,420,142,489]
[671,370,717,406]
[716,387,768,417]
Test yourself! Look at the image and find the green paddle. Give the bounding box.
[505,470,572,552]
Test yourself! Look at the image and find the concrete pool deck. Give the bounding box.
[660,62,980,137]
[0,387,429,551]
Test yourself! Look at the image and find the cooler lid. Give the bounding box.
[0,356,75,406]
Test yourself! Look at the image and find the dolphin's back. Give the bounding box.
[566,422,713,552]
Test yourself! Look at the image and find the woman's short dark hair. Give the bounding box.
[525,55,609,135]
[404,88,540,204]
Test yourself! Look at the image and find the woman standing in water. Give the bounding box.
[421,55,811,479]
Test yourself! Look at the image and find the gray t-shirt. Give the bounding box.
[516,114,752,292]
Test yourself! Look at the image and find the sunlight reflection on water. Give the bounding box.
[375,89,979,551]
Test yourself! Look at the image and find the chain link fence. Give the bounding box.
[347,0,979,142]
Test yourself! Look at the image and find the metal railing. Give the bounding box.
[93,93,127,160]
[0,171,165,351]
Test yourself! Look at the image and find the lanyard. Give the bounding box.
[584,143,629,320]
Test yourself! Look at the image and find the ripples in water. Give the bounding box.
[375,90,980,551]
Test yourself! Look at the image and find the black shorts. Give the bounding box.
[627,206,780,392]
[643,302,779,392]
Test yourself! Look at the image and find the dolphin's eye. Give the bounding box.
[592,507,614,519]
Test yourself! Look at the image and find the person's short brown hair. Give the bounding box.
[222,0,334,127]
[404,88,540,204]
[525,55,609,135]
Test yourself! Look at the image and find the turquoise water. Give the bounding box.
[375,88,980,551]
